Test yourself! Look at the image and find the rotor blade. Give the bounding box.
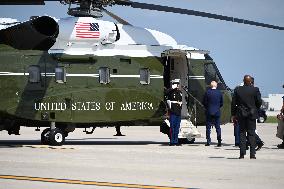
[0,0,60,5]
[0,0,44,5]
[102,8,131,25]
[118,1,284,31]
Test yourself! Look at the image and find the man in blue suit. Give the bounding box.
[203,81,223,147]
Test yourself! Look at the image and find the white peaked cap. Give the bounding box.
[171,79,180,84]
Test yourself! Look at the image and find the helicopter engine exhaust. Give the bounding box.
[0,16,59,50]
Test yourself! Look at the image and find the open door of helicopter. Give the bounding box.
[162,49,189,119]
[161,49,201,143]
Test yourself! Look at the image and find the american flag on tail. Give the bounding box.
[75,22,100,39]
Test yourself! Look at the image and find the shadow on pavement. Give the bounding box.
[227,157,240,160]
[0,140,169,146]
[208,156,225,159]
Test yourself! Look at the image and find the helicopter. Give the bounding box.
[0,0,283,146]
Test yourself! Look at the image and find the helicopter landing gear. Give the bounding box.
[178,138,195,144]
[40,122,65,146]
[114,126,125,136]
[49,128,65,146]
[41,128,50,145]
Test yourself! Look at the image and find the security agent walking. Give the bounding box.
[202,81,223,147]
[167,79,183,146]
[231,75,262,159]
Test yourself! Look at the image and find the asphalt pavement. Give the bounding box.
[0,123,284,189]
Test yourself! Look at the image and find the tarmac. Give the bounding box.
[0,123,284,189]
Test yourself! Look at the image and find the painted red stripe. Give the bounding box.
[75,26,90,27]
[76,37,100,38]
[76,36,100,37]
[76,32,100,33]
[76,33,99,35]
[76,35,99,37]
[75,23,90,25]
[76,33,100,34]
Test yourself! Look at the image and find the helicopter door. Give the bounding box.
[163,50,189,118]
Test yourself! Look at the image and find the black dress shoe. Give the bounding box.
[256,142,264,151]
[250,156,256,159]
[217,142,222,147]
[239,155,244,159]
[205,143,210,146]
[175,143,182,146]
[169,143,174,146]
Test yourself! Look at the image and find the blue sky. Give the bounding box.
[0,0,283,96]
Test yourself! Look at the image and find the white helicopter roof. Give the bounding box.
[0,18,19,30]
[114,24,178,46]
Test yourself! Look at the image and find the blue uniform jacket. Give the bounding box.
[203,88,223,116]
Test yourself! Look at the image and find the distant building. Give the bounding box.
[262,94,284,111]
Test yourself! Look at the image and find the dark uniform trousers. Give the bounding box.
[239,117,256,156]
[170,113,181,144]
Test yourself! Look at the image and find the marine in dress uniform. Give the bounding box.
[167,79,183,146]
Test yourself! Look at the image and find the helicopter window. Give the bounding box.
[140,68,150,85]
[27,65,41,83]
[120,58,131,64]
[99,67,110,84]
[55,67,66,83]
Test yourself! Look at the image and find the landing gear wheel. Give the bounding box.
[49,128,65,146]
[64,132,69,137]
[258,116,265,123]
[41,128,50,145]
[178,138,195,144]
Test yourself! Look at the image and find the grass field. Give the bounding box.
[266,116,278,123]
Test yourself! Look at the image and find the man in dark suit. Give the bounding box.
[203,80,223,147]
[231,75,262,159]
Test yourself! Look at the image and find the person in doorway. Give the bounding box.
[202,80,223,147]
[231,75,262,159]
[167,79,183,146]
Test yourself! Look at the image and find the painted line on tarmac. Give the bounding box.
[23,145,75,150]
[0,175,188,189]
[0,145,74,150]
